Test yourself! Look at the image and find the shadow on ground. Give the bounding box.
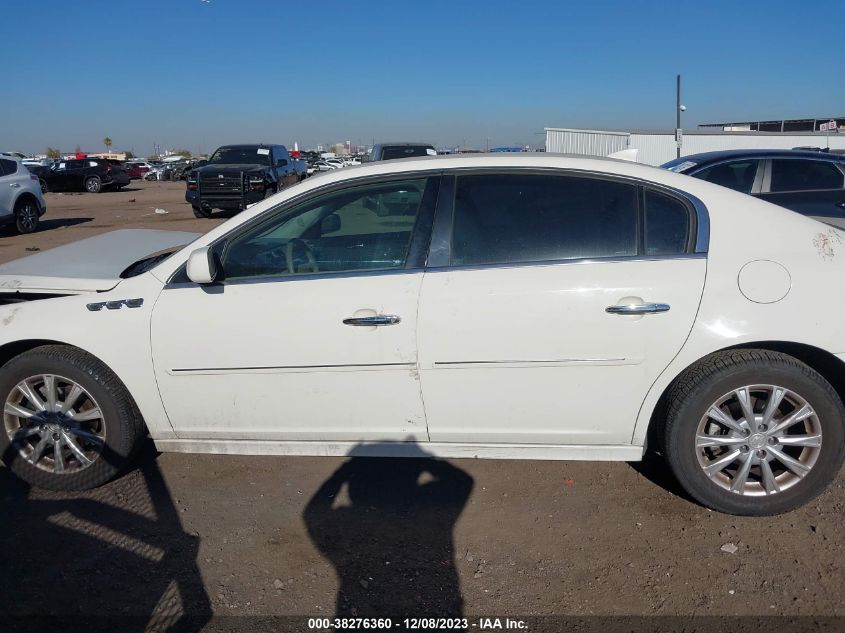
[304,443,474,622]
[0,443,211,633]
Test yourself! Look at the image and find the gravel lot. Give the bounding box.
[1,181,844,632]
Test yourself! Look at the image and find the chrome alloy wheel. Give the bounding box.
[696,385,822,496]
[3,374,105,474]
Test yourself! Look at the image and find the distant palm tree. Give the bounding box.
[103,137,112,153]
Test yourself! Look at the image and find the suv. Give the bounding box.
[366,142,437,162]
[41,158,130,193]
[0,156,46,233]
[186,144,307,217]
[663,150,845,227]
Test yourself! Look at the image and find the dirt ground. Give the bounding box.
[1,181,844,632]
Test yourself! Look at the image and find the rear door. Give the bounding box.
[758,158,845,225]
[0,159,17,217]
[417,171,707,445]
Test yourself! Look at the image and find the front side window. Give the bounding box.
[693,160,760,193]
[770,159,845,192]
[450,174,638,266]
[223,178,427,280]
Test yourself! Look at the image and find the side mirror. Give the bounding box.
[277,159,288,167]
[186,246,218,284]
[196,160,208,168]
[321,213,341,234]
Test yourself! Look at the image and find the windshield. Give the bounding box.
[208,146,271,166]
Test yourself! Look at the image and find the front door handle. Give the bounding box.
[606,303,671,315]
[343,314,401,326]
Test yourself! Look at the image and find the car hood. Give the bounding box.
[0,229,200,294]
[198,164,267,175]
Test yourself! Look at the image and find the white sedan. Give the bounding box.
[0,154,843,516]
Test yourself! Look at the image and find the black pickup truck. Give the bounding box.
[186,144,307,217]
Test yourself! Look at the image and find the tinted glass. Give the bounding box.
[770,159,845,192]
[645,190,690,255]
[380,146,433,160]
[224,178,427,280]
[451,174,638,266]
[208,146,271,166]
[694,160,759,193]
[0,159,17,176]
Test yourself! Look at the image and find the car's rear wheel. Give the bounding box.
[192,204,212,218]
[0,345,145,491]
[84,176,102,193]
[39,178,47,193]
[663,350,845,515]
[14,198,40,234]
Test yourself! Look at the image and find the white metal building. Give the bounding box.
[545,127,845,166]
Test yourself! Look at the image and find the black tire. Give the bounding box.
[39,178,47,194]
[0,345,145,491]
[264,185,277,199]
[663,349,845,515]
[192,204,212,218]
[84,176,102,193]
[14,197,40,234]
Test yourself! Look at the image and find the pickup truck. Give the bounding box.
[186,144,307,217]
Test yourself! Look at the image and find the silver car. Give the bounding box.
[0,155,46,233]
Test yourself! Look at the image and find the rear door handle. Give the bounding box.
[836,202,845,209]
[606,303,671,315]
[343,314,401,326]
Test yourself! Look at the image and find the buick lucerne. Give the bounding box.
[1,154,844,516]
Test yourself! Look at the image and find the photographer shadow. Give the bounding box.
[304,443,473,621]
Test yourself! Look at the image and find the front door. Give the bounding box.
[418,172,707,445]
[151,175,439,441]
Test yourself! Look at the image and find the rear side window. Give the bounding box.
[770,159,845,192]
[0,159,17,176]
[645,190,690,255]
[450,174,638,266]
[693,160,759,193]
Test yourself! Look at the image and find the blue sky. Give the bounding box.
[3,0,843,155]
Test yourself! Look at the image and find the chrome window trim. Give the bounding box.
[424,252,706,274]
[165,266,425,289]
[165,164,711,288]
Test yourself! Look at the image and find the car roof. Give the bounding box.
[664,149,845,167]
[374,142,435,147]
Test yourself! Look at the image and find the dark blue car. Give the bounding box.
[662,150,845,227]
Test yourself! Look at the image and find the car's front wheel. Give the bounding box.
[663,350,845,515]
[84,176,102,193]
[0,345,145,491]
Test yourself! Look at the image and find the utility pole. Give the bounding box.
[676,74,682,159]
